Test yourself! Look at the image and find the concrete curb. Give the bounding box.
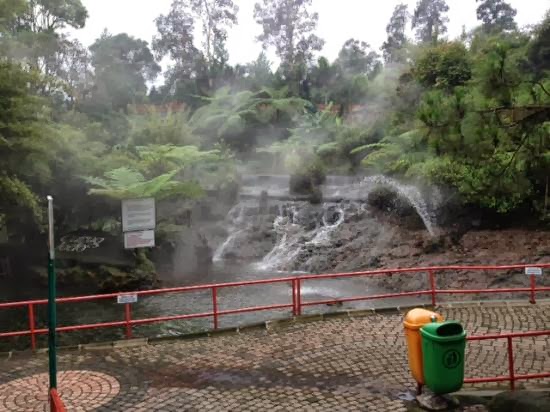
[436,298,550,309]
[457,387,550,397]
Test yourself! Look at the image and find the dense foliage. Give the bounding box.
[0,0,548,244]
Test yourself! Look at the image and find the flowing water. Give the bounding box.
[215,174,439,272]
[331,175,438,236]
[256,203,347,271]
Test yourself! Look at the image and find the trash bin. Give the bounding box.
[420,321,466,394]
[403,308,444,385]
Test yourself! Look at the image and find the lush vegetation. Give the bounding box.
[0,0,549,245]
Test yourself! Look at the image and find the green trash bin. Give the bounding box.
[420,321,466,394]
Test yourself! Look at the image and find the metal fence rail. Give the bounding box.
[1,263,549,391]
[1,263,549,349]
[465,330,550,390]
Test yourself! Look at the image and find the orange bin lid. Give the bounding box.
[403,308,443,330]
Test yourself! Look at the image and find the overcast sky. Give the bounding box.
[72,0,545,66]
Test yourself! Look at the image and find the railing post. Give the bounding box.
[296,279,302,316]
[429,271,437,306]
[507,336,515,390]
[28,303,36,351]
[124,303,132,339]
[529,274,536,304]
[291,279,297,317]
[212,287,218,330]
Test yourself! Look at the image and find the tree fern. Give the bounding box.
[85,168,204,201]
[189,86,308,148]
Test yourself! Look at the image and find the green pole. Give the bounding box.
[47,195,57,390]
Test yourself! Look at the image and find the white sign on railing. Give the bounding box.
[117,294,138,304]
[525,267,543,276]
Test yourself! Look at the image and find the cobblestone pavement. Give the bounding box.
[1,301,550,411]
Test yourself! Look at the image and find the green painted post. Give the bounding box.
[47,195,57,390]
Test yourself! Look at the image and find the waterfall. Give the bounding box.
[255,208,300,271]
[256,203,349,271]
[214,174,440,272]
[308,206,345,246]
[213,229,244,262]
[212,203,248,262]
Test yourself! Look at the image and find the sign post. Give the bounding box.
[47,196,58,390]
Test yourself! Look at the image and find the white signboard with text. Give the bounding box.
[122,198,156,232]
[124,230,155,249]
[525,267,543,276]
[117,294,138,304]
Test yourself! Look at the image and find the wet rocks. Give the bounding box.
[211,182,550,294]
[53,251,158,293]
[216,218,277,261]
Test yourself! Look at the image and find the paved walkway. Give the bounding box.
[1,301,550,411]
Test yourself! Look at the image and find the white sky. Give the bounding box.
[72,0,546,66]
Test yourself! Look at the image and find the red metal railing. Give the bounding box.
[465,330,550,390]
[50,389,66,412]
[1,263,549,352]
[0,263,549,392]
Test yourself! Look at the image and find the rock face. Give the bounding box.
[209,192,550,292]
[169,173,550,292]
[489,391,550,412]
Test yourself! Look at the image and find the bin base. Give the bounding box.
[416,392,460,411]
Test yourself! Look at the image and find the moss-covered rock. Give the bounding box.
[53,250,157,293]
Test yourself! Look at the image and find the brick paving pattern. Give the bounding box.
[0,371,120,411]
[1,301,550,411]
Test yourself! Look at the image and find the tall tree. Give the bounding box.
[238,52,274,90]
[89,32,160,112]
[3,0,88,75]
[0,61,47,223]
[31,35,93,106]
[55,38,92,98]
[336,39,381,77]
[413,41,472,89]
[153,0,198,76]
[254,0,324,83]
[527,11,550,84]
[189,0,238,64]
[15,0,88,32]
[381,3,409,63]
[476,0,517,33]
[153,0,238,96]
[412,0,449,44]
[309,56,335,103]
